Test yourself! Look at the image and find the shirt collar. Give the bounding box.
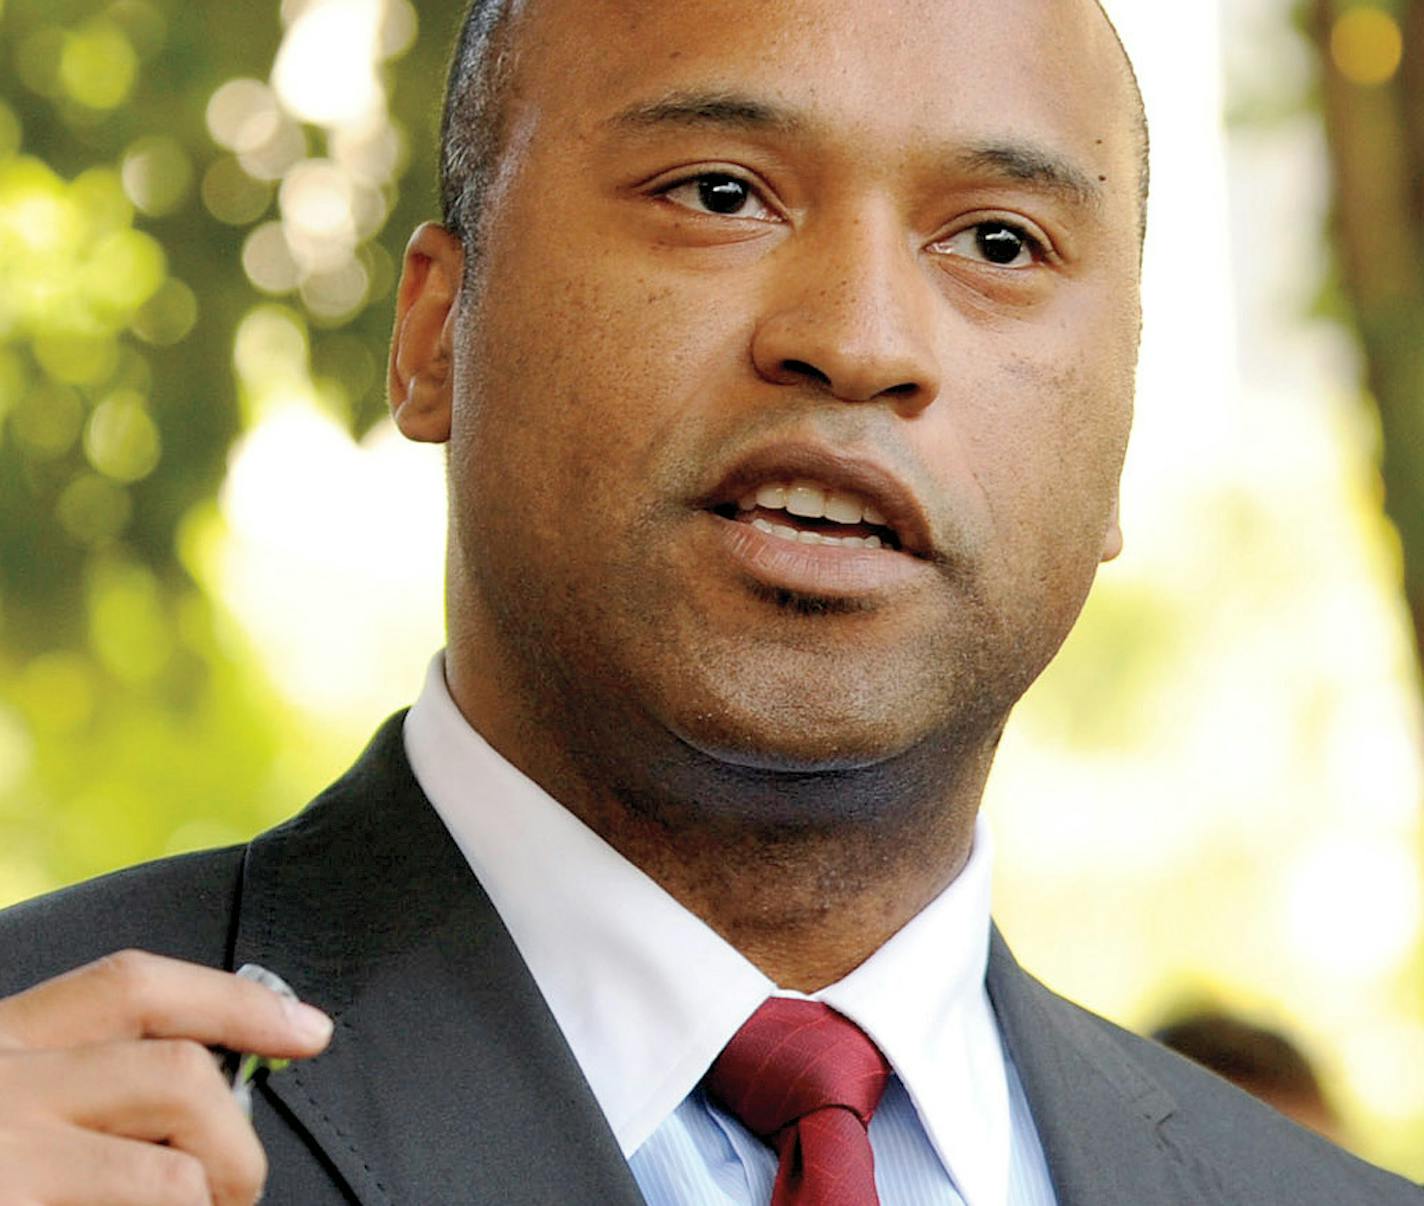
[404,653,1013,1204]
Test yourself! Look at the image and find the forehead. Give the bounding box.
[508,0,1137,178]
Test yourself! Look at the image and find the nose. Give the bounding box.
[750,214,942,412]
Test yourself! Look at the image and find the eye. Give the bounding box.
[932,220,1045,269]
[658,172,778,222]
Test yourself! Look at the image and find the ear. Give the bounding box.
[1100,494,1124,563]
[388,223,464,444]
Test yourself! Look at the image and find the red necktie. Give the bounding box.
[705,999,891,1206]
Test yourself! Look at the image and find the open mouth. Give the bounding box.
[711,479,903,551]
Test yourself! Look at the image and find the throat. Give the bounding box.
[578,750,984,991]
[667,814,973,992]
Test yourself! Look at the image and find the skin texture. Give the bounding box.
[391,0,1144,991]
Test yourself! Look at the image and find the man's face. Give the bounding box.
[430,0,1142,775]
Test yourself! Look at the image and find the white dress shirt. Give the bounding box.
[403,654,1056,1204]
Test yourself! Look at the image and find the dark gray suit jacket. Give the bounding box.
[1,716,1418,1203]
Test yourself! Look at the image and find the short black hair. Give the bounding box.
[437,0,1151,249]
[439,0,522,247]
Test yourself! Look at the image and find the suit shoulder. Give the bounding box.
[0,715,412,1002]
[1042,987,1421,1202]
[0,846,246,997]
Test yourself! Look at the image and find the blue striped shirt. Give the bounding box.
[630,1056,1056,1204]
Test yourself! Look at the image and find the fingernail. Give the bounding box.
[284,998,335,1044]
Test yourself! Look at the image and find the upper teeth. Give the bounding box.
[738,480,888,527]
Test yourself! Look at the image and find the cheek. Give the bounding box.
[452,255,750,568]
[1002,294,1135,501]
[950,336,1133,586]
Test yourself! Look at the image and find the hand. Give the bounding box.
[0,950,333,1205]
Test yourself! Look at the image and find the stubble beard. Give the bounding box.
[458,488,1037,840]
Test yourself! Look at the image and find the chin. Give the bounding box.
[665,693,928,776]
[684,732,898,775]
[648,630,985,774]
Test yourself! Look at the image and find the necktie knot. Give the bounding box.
[705,999,891,1205]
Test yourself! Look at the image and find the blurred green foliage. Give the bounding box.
[0,0,463,898]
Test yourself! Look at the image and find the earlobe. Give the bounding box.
[1100,496,1124,563]
[388,223,465,444]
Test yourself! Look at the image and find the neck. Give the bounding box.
[447,643,1000,992]
[596,760,989,991]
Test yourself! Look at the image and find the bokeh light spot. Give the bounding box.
[71,167,134,241]
[0,158,83,255]
[300,258,370,323]
[379,0,417,60]
[206,78,281,153]
[83,228,167,312]
[1331,7,1404,87]
[280,159,358,271]
[233,305,308,391]
[130,277,199,347]
[84,390,162,482]
[272,0,384,128]
[121,136,193,217]
[331,116,405,185]
[242,221,301,295]
[280,160,354,237]
[59,21,139,111]
[239,117,308,184]
[55,473,132,545]
[12,383,83,459]
[15,28,66,100]
[33,331,119,387]
[200,156,274,226]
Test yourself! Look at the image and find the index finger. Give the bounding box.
[0,950,334,1058]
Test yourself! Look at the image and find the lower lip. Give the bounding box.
[707,513,929,597]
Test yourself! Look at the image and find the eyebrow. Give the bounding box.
[955,142,1104,210]
[605,91,1104,211]
[605,89,805,136]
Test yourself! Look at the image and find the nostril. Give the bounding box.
[883,381,919,398]
[781,359,832,388]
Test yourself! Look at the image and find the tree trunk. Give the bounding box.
[1310,0,1424,674]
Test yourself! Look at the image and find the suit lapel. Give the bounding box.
[986,928,1220,1206]
[237,717,1227,1205]
[232,715,645,1206]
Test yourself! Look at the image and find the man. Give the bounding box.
[0,0,1417,1202]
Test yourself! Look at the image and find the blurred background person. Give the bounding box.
[1154,1009,1343,1144]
